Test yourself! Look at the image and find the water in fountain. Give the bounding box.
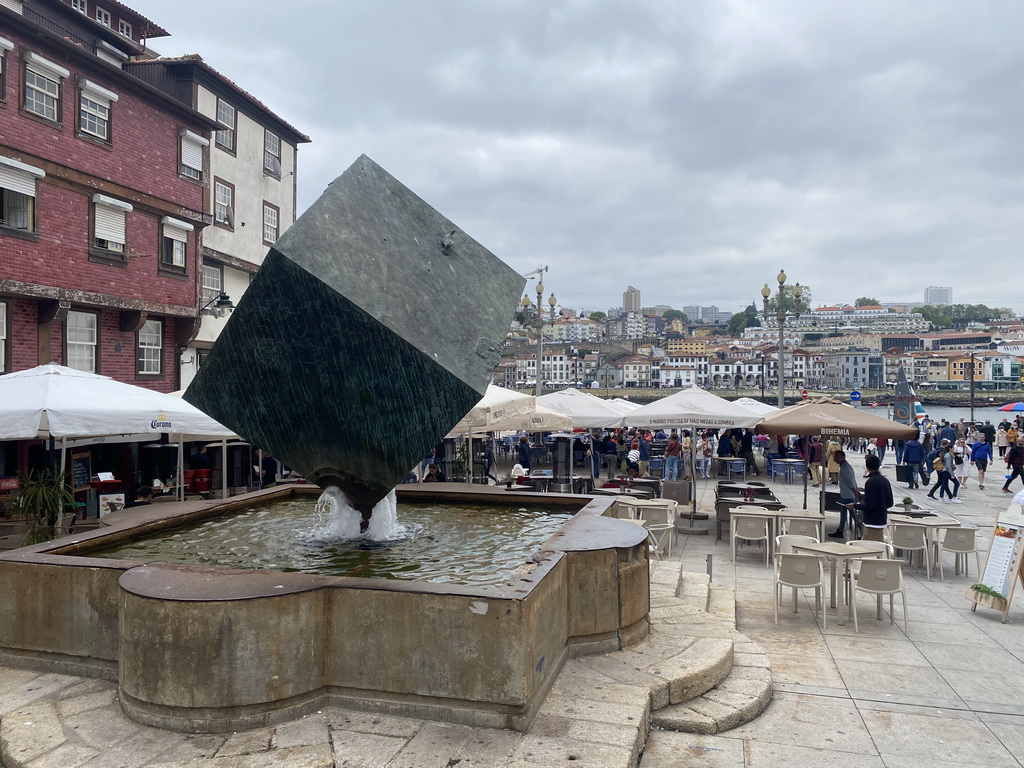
[315,486,404,541]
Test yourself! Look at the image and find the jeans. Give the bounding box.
[930,470,957,498]
[876,446,886,465]
[837,497,855,533]
[1003,465,1024,490]
[666,455,680,481]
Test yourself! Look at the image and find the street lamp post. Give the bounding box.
[521,279,556,398]
[761,269,803,409]
[760,353,766,401]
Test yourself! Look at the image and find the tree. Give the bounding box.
[588,311,607,321]
[855,297,878,307]
[764,285,813,316]
[727,304,760,336]
[662,309,688,323]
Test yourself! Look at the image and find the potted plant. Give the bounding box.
[966,583,1007,611]
[500,473,514,489]
[901,496,914,513]
[12,468,77,545]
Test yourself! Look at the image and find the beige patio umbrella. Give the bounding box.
[755,398,918,513]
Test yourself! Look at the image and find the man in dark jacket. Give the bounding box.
[902,436,925,489]
[857,454,893,542]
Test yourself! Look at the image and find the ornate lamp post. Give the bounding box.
[760,353,766,401]
[521,278,556,398]
[761,269,803,408]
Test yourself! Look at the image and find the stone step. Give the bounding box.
[645,565,772,736]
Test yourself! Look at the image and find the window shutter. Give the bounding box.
[95,205,125,243]
[24,51,69,80]
[0,157,44,197]
[161,216,193,242]
[93,194,131,244]
[180,130,208,173]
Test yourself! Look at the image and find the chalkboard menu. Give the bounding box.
[71,453,91,492]
[971,503,1024,623]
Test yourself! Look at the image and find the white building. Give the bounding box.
[127,55,310,388]
[924,286,952,305]
[622,285,641,314]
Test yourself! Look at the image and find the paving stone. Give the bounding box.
[0,668,40,697]
[329,728,408,768]
[55,680,113,701]
[62,708,143,750]
[76,726,190,768]
[155,734,228,763]
[0,700,65,765]
[529,713,640,750]
[653,638,733,704]
[148,743,334,768]
[386,722,478,768]
[540,691,648,733]
[578,655,671,711]
[273,715,329,749]
[641,729,745,766]
[0,674,78,717]
[215,728,275,757]
[507,734,634,768]
[55,689,117,719]
[23,743,99,768]
[325,708,422,739]
[446,727,522,768]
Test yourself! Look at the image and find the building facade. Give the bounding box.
[0,0,219,390]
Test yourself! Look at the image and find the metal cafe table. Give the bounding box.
[715,496,785,543]
[791,540,881,625]
[887,512,963,573]
[771,458,806,484]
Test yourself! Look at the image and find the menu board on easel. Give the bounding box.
[70,453,91,493]
[970,504,1024,623]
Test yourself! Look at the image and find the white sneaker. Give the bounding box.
[952,497,963,503]
[941,498,951,503]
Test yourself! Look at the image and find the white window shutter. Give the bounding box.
[95,205,126,243]
[161,216,193,242]
[0,165,41,197]
[179,131,208,173]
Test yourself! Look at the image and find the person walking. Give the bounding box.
[516,435,532,473]
[996,426,1010,459]
[875,437,888,465]
[953,439,971,490]
[902,435,924,490]
[855,454,893,543]
[927,440,956,502]
[825,437,842,484]
[1001,439,1024,493]
[971,433,993,490]
[638,431,651,477]
[807,436,824,487]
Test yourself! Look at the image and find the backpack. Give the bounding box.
[932,455,945,471]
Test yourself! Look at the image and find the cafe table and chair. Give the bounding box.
[770,458,806,484]
[773,553,827,627]
[936,527,983,581]
[887,513,962,576]
[715,496,784,543]
[850,558,909,634]
[730,507,772,566]
[790,540,883,625]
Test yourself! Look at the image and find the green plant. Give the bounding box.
[970,583,1006,601]
[902,496,913,505]
[12,468,77,544]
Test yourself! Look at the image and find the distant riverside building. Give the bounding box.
[622,285,641,314]
[924,286,952,305]
[682,305,722,323]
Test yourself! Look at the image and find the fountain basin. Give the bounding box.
[0,485,650,733]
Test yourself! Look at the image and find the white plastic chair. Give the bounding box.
[845,540,895,603]
[781,516,822,539]
[614,497,644,520]
[774,534,820,556]
[774,554,826,627]
[637,503,675,560]
[732,513,771,566]
[851,559,908,633]
[890,525,931,579]
[937,527,982,581]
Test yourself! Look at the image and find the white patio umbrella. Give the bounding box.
[611,398,643,413]
[733,397,781,416]
[448,384,537,433]
[625,386,764,521]
[536,388,627,429]
[0,364,235,500]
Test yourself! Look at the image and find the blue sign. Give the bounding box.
[850,390,862,401]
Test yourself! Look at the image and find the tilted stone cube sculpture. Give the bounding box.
[185,155,525,523]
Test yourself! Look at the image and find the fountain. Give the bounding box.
[0,156,651,733]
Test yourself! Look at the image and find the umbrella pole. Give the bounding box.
[690,428,697,524]
[820,455,826,517]
[221,438,228,499]
[802,443,808,510]
[178,438,184,501]
[58,437,67,478]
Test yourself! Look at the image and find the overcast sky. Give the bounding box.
[130,0,1024,315]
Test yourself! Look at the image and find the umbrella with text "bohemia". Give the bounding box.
[998,402,1024,412]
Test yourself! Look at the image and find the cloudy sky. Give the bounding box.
[130,0,1024,315]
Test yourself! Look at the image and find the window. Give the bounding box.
[0,156,44,232]
[78,79,117,142]
[263,130,281,177]
[160,216,192,272]
[71,0,86,12]
[178,129,207,181]
[262,202,279,244]
[22,52,68,123]
[0,36,11,101]
[201,262,222,307]
[95,6,110,27]
[117,19,132,38]
[136,319,162,375]
[66,311,97,373]
[213,179,233,228]
[92,193,131,254]
[215,99,235,152]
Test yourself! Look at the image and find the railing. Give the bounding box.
[23,7,97,55]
